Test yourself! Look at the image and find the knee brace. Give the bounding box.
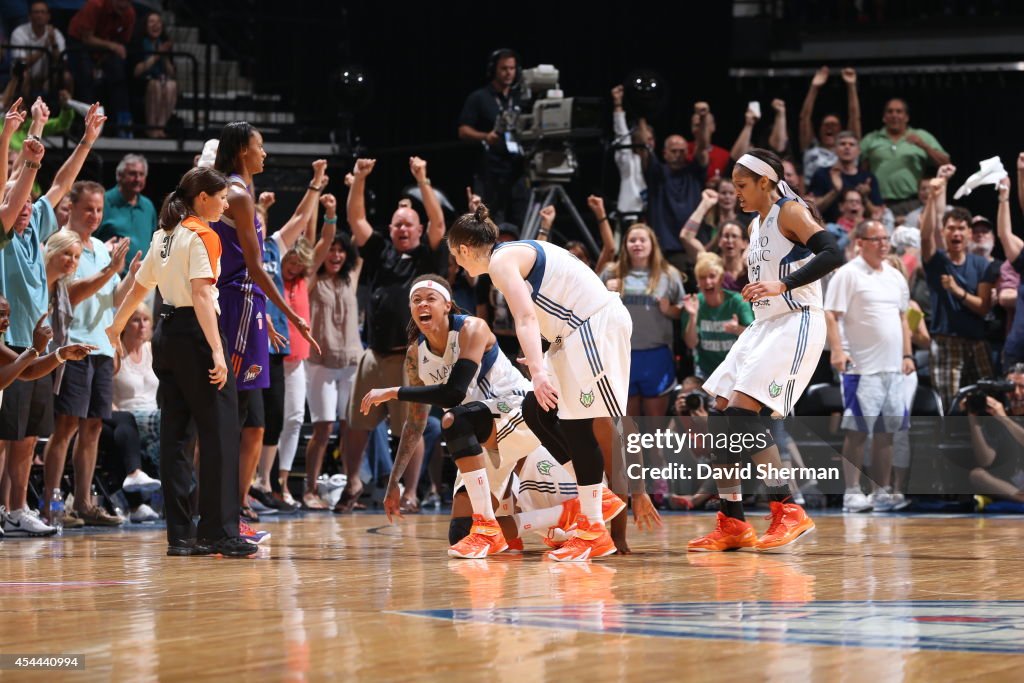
[722,406,775,461]
[521,392,572,465]
[449,516,473,545]
[441,402,493,460]
[560,418,604,485]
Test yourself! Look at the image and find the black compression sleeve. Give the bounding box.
[780,230,843,292]
[397,358,479,409]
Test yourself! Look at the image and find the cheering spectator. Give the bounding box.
[687,102,733,181]
[9,1,66,97]
[601,223,685,418]
[681,253,753,378]
[340,156,446,511]
[827,189,868,249]
[730,98,789,164]
[44,179,135,527]
[996,172,1024,367]
[921,166,997,410]
[0,109,99,535]
[861,98,950,215]
[809,131,884,223]
[133,12,177,138]
[680,214,750,293]
[610,84,648,221]
[639,105,708,264]
[67,0,136,137]
[97,153,158,262]
[798,66,862,185]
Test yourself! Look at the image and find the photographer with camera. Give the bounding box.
[964,365,1024,504]
[458,48,527,225]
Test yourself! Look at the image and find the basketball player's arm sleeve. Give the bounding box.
[780,230,842,292]
[397,359,479,409]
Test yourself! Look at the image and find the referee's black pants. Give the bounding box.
[152,307,241,545]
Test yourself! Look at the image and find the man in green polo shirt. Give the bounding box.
[96,153,157,262]
[860,98,950,216]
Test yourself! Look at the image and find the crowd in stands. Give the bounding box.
[5,48,1024,543]
[1,0,178,139]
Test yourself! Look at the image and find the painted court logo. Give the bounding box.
[396,600,1024,654]
[768,381,783,398]
[580,390,595,408]
[536,460,553,475]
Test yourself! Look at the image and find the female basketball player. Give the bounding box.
[448,206,658,561]
[690,148,843,553]
[361,274,626,558]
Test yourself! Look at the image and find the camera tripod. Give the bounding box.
[520,183,601,256]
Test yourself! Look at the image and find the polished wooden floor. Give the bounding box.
[2,510,1024,682]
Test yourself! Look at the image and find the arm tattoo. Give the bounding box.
[390,346,430,486]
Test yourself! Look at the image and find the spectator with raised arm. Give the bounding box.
[996,171,1024,367]
[920,165,997,410]
[583,194,617,275]
[687,102,731,181]
[809,131,883,223]
[641,105,708,267]
[133,12,177,139]
[1,108,102,535]
[861,98,950,217]
[67,0,135,137]
[730,98,789,162]
[681,252,753,379]
[798,66,862,186]
[610,84,649,222]
[340,156,447,512]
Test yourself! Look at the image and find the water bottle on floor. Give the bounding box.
[50,489,65,534]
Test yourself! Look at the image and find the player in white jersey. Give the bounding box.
[690,148,843,553]
[360,275,626,558]
[449,205,660,562]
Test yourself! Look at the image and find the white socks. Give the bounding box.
[515,506,564,537]
[462,468,495,520]
[578,484,602,523]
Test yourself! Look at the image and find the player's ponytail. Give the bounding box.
[449,203,500,250]
[159,167,229,232]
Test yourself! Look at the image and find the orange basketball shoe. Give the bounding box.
[448,515,508,559]
[754,501,816,552]
[547,515,616,562]
[687,512,758,552]
[506,537,524,553]
[601,487,627,522]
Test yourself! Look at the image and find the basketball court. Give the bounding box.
[2,511,1021,680]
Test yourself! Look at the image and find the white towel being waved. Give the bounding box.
[953,156,1008,200]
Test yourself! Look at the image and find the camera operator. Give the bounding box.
[457,48,527,225]
[965,364,1024,503]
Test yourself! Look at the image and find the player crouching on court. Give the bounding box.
[690,148,843,553]
[361,275,624,558]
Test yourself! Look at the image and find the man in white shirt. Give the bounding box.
[10,1,66,95]
[825,219,916,512]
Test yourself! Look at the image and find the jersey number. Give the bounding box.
[159,233,174,259]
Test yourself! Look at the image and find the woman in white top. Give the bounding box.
[107,166,256,558]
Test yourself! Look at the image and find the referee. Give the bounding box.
[106,166,256,557]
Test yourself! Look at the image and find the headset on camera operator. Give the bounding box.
[457,48,528,226]
[962,364,1024,502]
